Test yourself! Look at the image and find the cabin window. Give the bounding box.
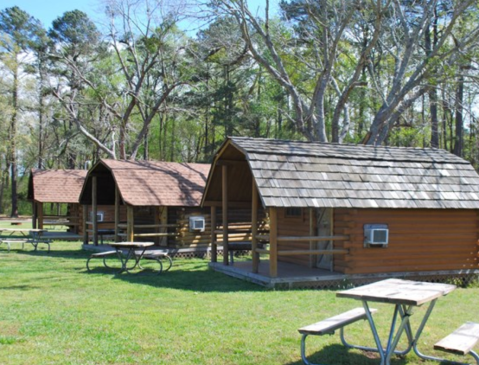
[285,207,302,218]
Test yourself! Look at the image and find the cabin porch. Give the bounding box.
[204,147,350,280]
[209,259,346,288]
[209,259,479,289]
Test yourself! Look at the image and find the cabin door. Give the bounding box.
[316,208,333,270]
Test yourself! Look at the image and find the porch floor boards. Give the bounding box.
[42,231,82,241]
[209,260,346,288]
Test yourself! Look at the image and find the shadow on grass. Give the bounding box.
[14,247,263,293]
[13,247,88,260]
[86,259,265,293]
[284,343,408,365]
[1,284,41,291]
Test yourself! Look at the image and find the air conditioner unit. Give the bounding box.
[189,216,205,232]
[90,211,104,222]
[364,224,388,247]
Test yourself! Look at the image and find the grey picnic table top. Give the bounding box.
[336,278,456,306]
[109,241,155,249]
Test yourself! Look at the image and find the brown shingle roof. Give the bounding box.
[29,169,88,203]
[212,137,479,209]
[96,159,210,206]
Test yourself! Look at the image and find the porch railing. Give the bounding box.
[255,234,349,255]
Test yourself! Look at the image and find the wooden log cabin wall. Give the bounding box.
[276,208,320,268]
[333,209,479,275]
[78,204,127,238]
[275,208,479,274]
[169,207,266,249]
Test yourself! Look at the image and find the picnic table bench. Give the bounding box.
[135,250,173,272]
[86,250,119,271]
[298,307,377,365]
[1,239,26,252]
[0,228,51,252]
[434,322,479,364]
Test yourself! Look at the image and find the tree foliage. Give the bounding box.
[2,0,479,214]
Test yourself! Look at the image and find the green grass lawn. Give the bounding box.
[1,239,479,364]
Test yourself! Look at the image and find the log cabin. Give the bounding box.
[79,159,226,254]
[27,169,112,240]
[202,137,479,288]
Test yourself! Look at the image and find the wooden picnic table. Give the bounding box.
[0,228,45,236]
[108,241,155,273]
[0,228,51,251]
[337,278,456,365]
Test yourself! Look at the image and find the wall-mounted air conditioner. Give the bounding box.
[364,224,388,247]
[189,216,205,232]
[90,211,104,222]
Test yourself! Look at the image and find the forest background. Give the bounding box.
[1,0,479,216]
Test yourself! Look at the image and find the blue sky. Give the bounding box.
[1,0,280,30]
[1,0,101,27]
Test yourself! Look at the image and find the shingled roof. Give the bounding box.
[28,169,88,203]
[83,159,210,207]
[212,137,479,209]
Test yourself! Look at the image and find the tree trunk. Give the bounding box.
[426,10,439,148]
[429,88,439,148]
[453,73,464,157]
[119,127,127,160]
[143,128,149,160]
[0,162,5,215]
[10,64,18,217]
[38,86,44,168]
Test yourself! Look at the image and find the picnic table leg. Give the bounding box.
[395,305,414,355]
[362,301,386,364]
[115,248,147,274]
[115,249,130,273]
[361,302,410,365]
[125,247,148,273]
[384,305,414,365]
[410,299,456,363]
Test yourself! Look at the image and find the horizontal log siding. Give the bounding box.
[168,207,266,248]
[168,207,211,247]
[335,208,479,275]
[78,205,126,235]
[277,208,312,266]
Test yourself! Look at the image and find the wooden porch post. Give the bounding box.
[38,202,44,230]
[159,207,168,246]
[114,184,120,242]
[210,206,217,263]
[127,205,134,242]
[153,207,161,245]
[32,201,37,229]
[222,165,229,266]
[252,180,259,273]
[82,204,88,244]
[92,176,98,245]
[269,207,278,278]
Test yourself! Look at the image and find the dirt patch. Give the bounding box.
[0,322,21,337]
